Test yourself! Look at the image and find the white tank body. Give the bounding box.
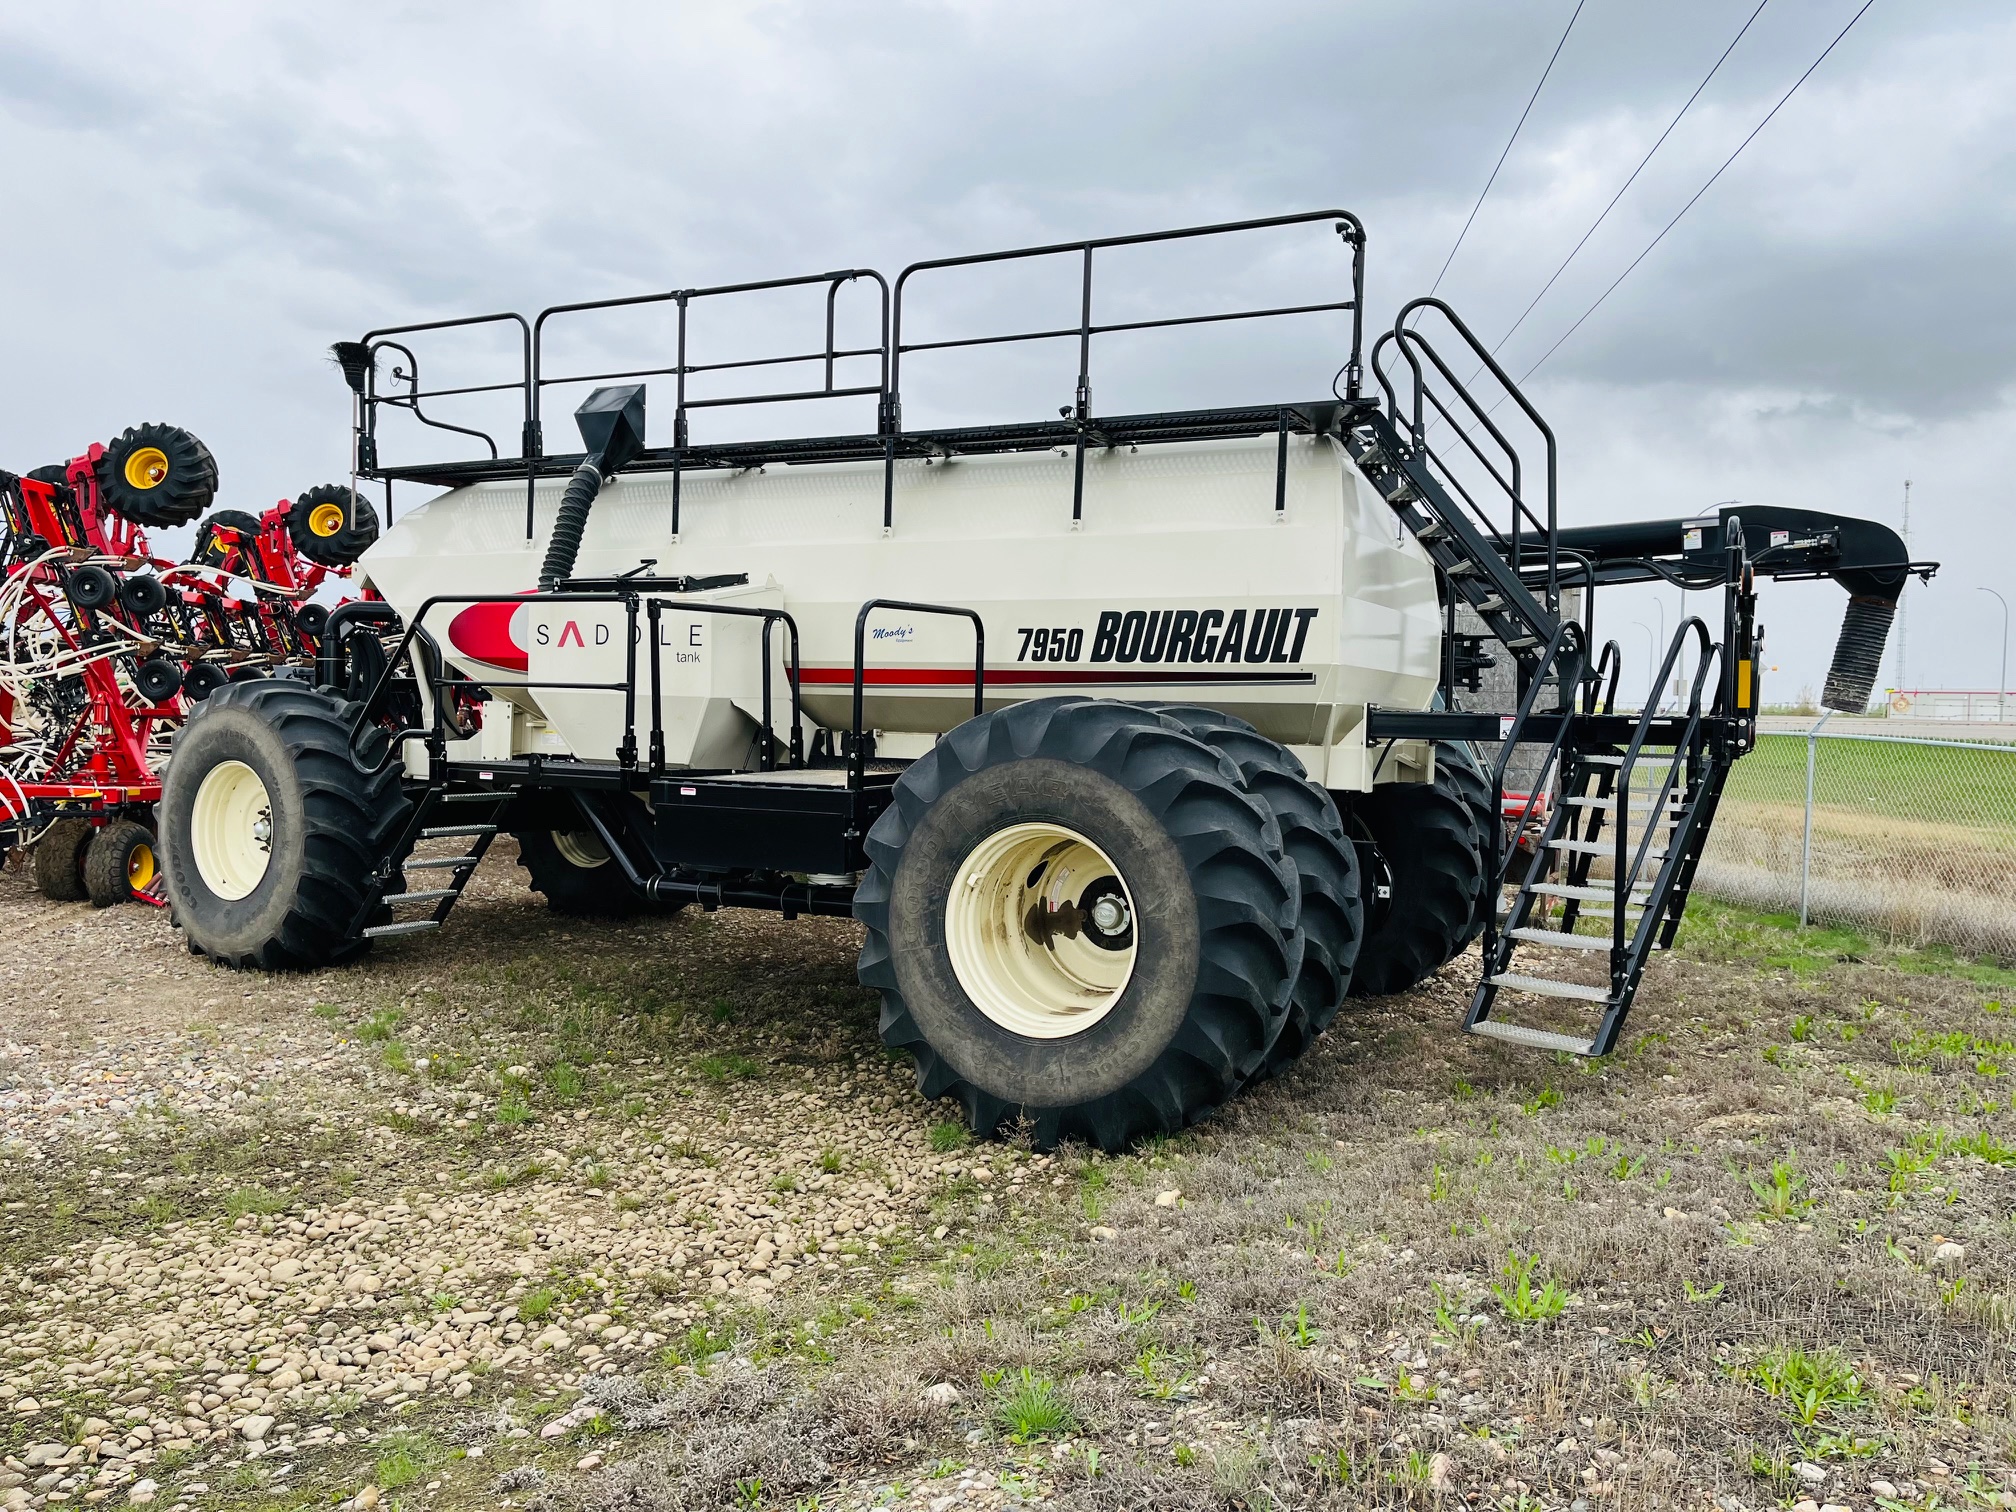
[357,432,1443,785]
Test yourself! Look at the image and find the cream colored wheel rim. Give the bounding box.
[944,821,1138,1040]
[553,828,609,869]
[190,760,273,900]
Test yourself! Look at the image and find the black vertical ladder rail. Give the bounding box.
[1554,638,1624,937]
[848,599,984,851]
[527,269,891,539]
[882,210,1368,532]
[353,313,533,535]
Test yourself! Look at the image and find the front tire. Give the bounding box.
[856,698,1299,1153]
[160,680,411,968]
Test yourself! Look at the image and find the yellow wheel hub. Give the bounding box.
[190,759,274,901]
[943,822,1138,1039]
[307,501,347,537]
[125,447,170,490]
[127,842,156,891]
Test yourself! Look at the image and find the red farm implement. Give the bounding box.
[1,425,376,904]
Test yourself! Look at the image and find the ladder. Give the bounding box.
[1464,624,1734,1056]
[348,785,515,943]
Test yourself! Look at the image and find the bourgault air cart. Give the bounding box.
[156,212,1926,1150]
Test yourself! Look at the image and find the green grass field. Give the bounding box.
[1721,732,2016,834]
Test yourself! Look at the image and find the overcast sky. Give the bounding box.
[3,0,2011,705]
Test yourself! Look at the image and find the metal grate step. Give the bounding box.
[1469,1021,1597,1055]
[438,790,511,804]
[405,855,482,871]
[1487,972,1611,1003]
[1549,838,1666,859]
[1530,882,1652,903]
[419,824,498,839]
[1566,795,1681,813]
[382,889,457,906]
[363,920,443,940]
[1509,927,1610,951]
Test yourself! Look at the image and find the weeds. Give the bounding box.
[987,1368,1075,1441]
[1749,1158,1813,1220]
[1748,1344,1866,1425]
[1491,1251,1571,1322]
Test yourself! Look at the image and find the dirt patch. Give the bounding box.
[1,853,2012,1512]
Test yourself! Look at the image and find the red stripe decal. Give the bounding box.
[448,598,531,673]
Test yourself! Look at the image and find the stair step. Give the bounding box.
[420,824,498,839]
[362,920,442,940]
[1509,927,1610,952]
[1549,839,1666,858]
[405,855,481,871]
[438,791,510,804]
[382,889,457,906]
[1487,972,1612,1003]
[1566,795,1681,813]
[1530,882,1653,902]
[1469,1020,1599,1055]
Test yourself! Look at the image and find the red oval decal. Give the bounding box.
[447,599,529,672]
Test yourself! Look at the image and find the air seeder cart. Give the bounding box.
[2,429,376,903]
[155,211,1932,1148]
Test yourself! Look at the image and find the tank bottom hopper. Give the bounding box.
[155,213,1934,1149]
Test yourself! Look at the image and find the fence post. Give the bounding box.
[1800,709,1835,927]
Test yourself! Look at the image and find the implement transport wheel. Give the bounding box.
[32,819,94,902]
[1152,705,1363,1078]
[288,485,380,568]
[190,510,265,573]
[1344,779,1485,998]
[85,819,157,908]
[96,424,217,529]
[856,697,1299,1154]
[511,798,649,918]
[159,680,411,968]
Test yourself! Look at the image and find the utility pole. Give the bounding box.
[1983,587,2010,724]
[1896,480,1911,699]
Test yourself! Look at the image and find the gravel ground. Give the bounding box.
[2,851,2012,1512]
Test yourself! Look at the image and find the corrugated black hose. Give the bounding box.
[1822,594,1896,713]
[537,461,604,591]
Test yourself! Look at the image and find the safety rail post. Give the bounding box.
[647,599,666,777]
[849,599,985,843]
[618,596,639,773]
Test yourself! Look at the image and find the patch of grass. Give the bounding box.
[518,1286,559,1322]
[358,1007,402,1043]
[988,1367,1076,1442]
[495,1087,534,1126]
[548,1060,585,1102]
[1491,1251,1571,1322]
[695,1053,763,1083]
[1520,1085,1561,1116]
[1748,1344,1866,1425]
[928,1120,969,1153]
[1749,1158,1813,1220]
[374,1428,447,1490]
[818,1147,843,1174]
[222,1184,289,1219]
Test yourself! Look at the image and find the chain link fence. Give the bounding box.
[1695,725,2016,960]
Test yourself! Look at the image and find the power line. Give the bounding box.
[1487,0,1772,362]
[1428,0,1588,300]
[1507,0,1877,390]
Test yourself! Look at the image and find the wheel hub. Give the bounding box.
[125,446,169,490]
[944,822,1138,1040]
[190,759,274,900]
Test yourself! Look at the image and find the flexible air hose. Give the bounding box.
[537,461,604,591]
[1822,594,1897,713]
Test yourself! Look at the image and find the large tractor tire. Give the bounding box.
[288,485,379,568]
[159,680,411,968]
[510,798,647,918]
[856,698,1300,1153]
[1151,705,1363,1077]
[96,424,217,529]
[1433,739,1496,951]
[32,819,94,902]
[1345,780,1485,998]
[85,819,157,907]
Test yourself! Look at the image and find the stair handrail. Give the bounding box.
[1612,618,1720,952]
[1384,298,1559,613]
[1586,639,1623,715]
